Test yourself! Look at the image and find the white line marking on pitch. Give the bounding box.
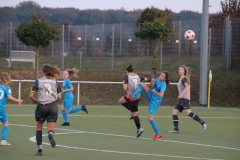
[8,115,240,119]
[29,132,223,160]
[11,123,240,152]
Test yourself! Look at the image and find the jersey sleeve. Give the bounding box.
[56,82,62,94]
[123,75,128,84]
[181,77,189,87]
[31,80,38,93]
[67,79,73,88]
[160,82,167,92]
[5,85,12,95]
[138,75,147,82]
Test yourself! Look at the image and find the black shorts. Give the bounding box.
[174,98,190,112]
[35,101,58,123]
[122,98,139,112]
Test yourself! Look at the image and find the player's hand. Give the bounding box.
[18,99,23,104]
[177,95,182,99]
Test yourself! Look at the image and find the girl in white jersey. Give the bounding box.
[30,64,62,156]
[169,65,207,133]
[0,72,23,146]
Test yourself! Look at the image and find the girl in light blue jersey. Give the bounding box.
[0,72,23,146]
[125,71,169,140]
[61,68,88,126]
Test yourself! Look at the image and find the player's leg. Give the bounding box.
[36,121,44,156]
[131,100,144,138]
[35,103,45,156]
[125,83,149,101]
[0,110,11,146]
[46,101,58,148]
[69,105,88,114]
[61,99,69,126]
[119,96,127,104]
[169,100,183,133]
[1,121,11,146]
[148,102,161,140]
[47,122,56,148]
[185,108,207,131]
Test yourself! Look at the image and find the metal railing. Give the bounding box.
[12,79,177,105]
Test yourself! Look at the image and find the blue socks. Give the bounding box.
[62,106,84,122]
[132,84,144,99]
[149,120,160,134]
[61,110,69,123]
[2,126,9,140]
[70,106,82,113]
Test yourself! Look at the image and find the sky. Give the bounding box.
[1,0,222,13]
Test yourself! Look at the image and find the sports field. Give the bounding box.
[1,105,240,160]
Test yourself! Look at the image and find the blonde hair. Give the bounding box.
[179,65,190,85]
[42,64,62,79]
[0,72,11,86]
[65,68,79,78]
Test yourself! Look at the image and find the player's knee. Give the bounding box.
[172,109,178,115]
[67,110,71,114]
[2,122,9,126]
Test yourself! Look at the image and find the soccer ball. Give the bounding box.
[184,30,195,40]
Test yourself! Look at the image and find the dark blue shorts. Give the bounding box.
[174,98,190,112]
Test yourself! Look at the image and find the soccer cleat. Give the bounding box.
[137,128,144,138]
[48,133,56,148]
[1,140,11,146]
[61,122,70,126]
[124,95,134,102]
[203,123,207,132]
[82,105,88,114]
[36,151,42,156]
[153,134,162,140]
[168,129,179,133]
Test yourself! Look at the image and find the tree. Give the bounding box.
[220,0,240,18]
[209,0,240,55]
[15,13,60,78]
[134,7,175,76]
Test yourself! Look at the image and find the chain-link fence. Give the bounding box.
[0,19,239,71]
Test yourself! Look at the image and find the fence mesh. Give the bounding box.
[0,19,239,71]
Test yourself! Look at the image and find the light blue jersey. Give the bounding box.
[62,78,74,110]
[152,77,166,100]
[62,78,73,99]
[0,83,12,123]
[147,78,166,115]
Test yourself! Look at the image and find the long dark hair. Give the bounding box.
[162,71,170,84]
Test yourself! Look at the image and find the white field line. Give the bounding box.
[8,114,240,119]
[11,123,240,152]
[29,132,223,160]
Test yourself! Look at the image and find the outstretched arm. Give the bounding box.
[7,94,23,104]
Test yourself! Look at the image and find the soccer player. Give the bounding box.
[0,72,23,146]
[119,64,148,138]
[61,68,88,126]
[30,64,62,156]
[125,71,169,140]
[169,65,207,133]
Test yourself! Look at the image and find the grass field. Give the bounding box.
[1,104,240,160]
